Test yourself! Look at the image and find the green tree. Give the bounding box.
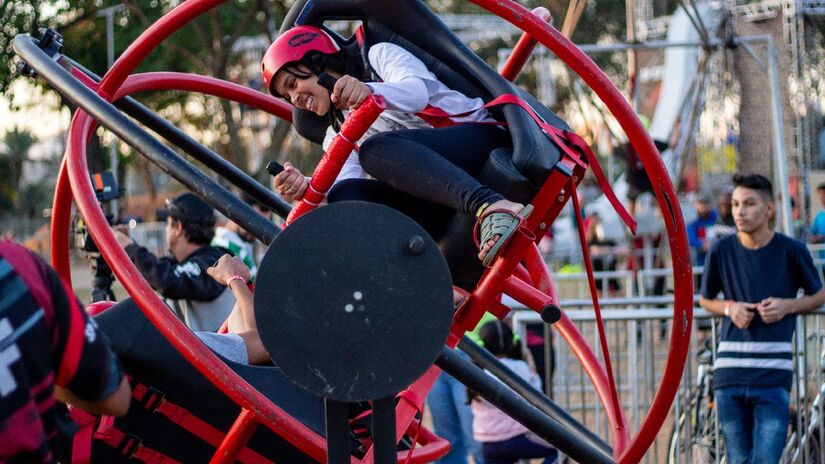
[18,182,53,219]
[2,0,296,207]
[0,127,36,210]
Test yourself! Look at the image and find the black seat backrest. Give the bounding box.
[93,299,325,463]
[281,0,570,190]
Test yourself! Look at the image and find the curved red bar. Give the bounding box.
[110,72,292,122]
[286,95,386,225]
[98,0,228,97]
[65,110,328,462]
[499,7,552,81]
[79,0,690,460]
[51,159,74,283]
[468,1,692,461]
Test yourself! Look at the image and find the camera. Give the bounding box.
[71,171,121,302]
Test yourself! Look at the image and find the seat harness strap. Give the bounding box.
[68,381,273,464]
[131,382,271,464]
[413,94,637,234]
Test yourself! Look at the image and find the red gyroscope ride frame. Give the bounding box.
[43,1,693,462]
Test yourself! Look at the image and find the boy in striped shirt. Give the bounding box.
[699,174,825,464]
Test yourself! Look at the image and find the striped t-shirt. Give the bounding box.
[701,233,821,391]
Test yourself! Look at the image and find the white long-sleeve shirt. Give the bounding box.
[323,42,495,182]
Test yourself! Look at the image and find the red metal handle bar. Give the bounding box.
[499,7,552,81]
[398,428,451,464]
[107,72,293,121]
[210,409,260,464]
[97,0,227,98]
[502,244,630,454]
[285,95,387,225]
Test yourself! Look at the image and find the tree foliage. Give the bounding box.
[0,126,36,212]
[1,0,638,215]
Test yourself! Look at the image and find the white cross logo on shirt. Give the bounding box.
[0,318,21,397]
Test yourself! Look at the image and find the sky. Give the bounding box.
[1,78,72,185]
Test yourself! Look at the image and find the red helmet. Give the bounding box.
[261,25,340,95]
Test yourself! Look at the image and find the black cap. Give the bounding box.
[162,193,215,225]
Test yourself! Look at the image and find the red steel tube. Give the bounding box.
[66,110,328,462]
[286,95,386,225]
[209,409,260,464]
[110,72,292,122]
[97,0,227,98]
[503,274,629,452]
[468,2,692,460]
[50,158,74,283]
[499,7,552,81]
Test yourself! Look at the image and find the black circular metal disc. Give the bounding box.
[254,202,454,402]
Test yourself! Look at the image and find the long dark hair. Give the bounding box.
[478,320,516,358]
[280,48,371,131]
[467,320,518,403]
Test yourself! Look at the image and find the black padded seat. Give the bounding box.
[91,299,327,463]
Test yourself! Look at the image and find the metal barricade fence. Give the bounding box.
[512,297,825,463]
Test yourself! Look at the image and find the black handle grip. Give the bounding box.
[266,160,285,176]
[317,72,338,93]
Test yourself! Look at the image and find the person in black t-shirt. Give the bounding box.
[0,241,130,463]
[114,193,235,332]
[699,174,825,464]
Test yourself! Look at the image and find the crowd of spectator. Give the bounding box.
[7,168,825,464]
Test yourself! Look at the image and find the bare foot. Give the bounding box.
[477,199,524,263]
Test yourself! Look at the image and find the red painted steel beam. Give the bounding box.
[65,110,329,463]
[467,2,693,461]
[111,72,292,122]
[499,7,552,81]
[210,409,260,464]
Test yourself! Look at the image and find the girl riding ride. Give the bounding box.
[260,25,531,267]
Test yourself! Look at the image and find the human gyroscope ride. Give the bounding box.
[13,0,693,462]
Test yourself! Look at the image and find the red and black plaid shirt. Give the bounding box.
[0,243,124,463]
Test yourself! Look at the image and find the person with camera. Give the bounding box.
[113,192,235,332]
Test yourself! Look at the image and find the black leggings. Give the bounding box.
[358,124,511,215]
[328,178,485,289]
[328,178,454,239]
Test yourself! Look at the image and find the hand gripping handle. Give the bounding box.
[285,95,386,225]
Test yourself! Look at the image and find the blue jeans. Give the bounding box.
[427,370,483,464]
[715,386,790,464]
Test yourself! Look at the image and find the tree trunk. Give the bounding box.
[220,98,248,172]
